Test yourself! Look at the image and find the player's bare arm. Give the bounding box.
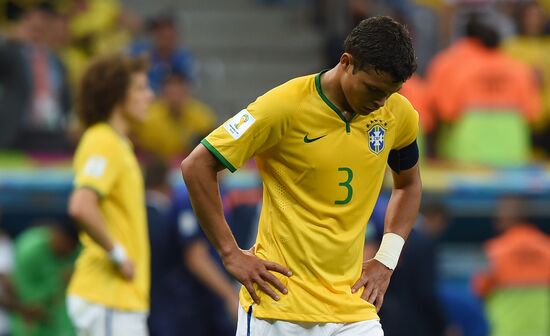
[181,144,292,304]
[68,188,135,280]
[352,163,421,311]
[184,239,240,320]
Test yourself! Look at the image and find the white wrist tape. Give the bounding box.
[109,244,127,265]
[374,233,405,270]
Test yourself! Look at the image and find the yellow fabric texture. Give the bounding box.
[203,73,418,322]
[136,98,216,159]
[70,0,120,38]
[68,123,150,311]
[69,0,130,55]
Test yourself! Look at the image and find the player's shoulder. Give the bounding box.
[77,123,125,154]
[82,123,117,140]
[245,74,315,125]
[15,227,49,255]
[385,93,419,124]
[259,73,316,104]
[386,93,418,118]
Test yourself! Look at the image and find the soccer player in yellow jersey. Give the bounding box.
[67,55,154,336]
[181,17,421,335]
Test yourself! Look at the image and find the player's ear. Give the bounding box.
[340,53,353,72]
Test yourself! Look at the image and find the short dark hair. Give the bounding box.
[465,13,501,49]
[78,54,148,128]
[344,16,416,83]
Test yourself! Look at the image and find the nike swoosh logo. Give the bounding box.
[303,133,327,143]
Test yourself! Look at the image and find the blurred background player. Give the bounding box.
[145,159,238,336]
[66,54,153,336]
[9,220,79,336]
[427,13,541,165]
[376,202,451,336]
[472,196,550,336]
[0,2,71,152]
[134,69,216,162]
[129,14,194,93]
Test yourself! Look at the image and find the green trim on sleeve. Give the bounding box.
[200,139,237,173]
[74,185,105,198]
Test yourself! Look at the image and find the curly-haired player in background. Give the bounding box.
[67,55,154,336]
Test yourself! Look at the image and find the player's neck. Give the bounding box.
[108,110,130,137]
[320,68,353,120]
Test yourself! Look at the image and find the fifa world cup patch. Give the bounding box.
[83,155,107,177]
[224,109,255,139]
[366,120,388,155]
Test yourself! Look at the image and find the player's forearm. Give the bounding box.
[384,167,422,239]
[185,240,238,302]
[372,166,421,270]
[181,150,239,257]
[68,190,114,252]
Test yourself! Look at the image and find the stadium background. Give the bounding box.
[0,0,550,335]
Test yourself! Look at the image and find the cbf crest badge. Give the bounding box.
[366,120,388,155]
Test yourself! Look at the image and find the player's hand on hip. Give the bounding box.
[118,259,135,281]
[351,258,392,312]
[222,248,292,304]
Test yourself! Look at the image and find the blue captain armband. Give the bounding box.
[387,139,419,173]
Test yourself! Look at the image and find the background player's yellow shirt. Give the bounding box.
[203,72,418,323]
[135,98,216,158]
[68,123,150,311]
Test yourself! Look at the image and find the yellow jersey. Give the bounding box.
[136,98,216,159]
[68,123,150,311]
[202,72,419,322]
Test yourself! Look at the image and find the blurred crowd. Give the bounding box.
[0,0,215,161]
[2,190,549,336]
[318,0,550,166]
[365,196,550,336]
[0,0,550,336]
[1,0,550,166]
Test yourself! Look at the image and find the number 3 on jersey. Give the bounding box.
[335,167,353,205]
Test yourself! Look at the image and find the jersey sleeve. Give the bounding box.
[392,94,420,150]
[73,137,122,197]
[201,89,294,172]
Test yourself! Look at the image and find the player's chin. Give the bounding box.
[356,108,375,116]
